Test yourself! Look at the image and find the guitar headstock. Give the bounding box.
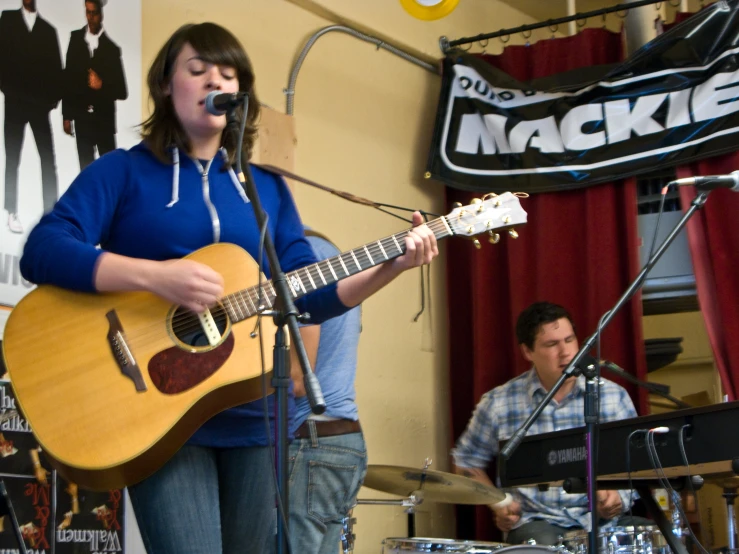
[446,192,528,245]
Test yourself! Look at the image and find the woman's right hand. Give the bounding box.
[148,259,224,313]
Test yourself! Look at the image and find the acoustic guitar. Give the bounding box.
[2,193,526,491]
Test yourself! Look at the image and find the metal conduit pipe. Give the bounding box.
[568,0,578,36]
[624,0,659,55]
[285,25,438,115]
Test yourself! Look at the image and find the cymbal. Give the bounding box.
[362,464,506,505]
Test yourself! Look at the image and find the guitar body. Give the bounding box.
[2,243,276,491]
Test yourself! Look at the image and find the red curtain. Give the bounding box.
[677,153,739,401]
[446,28,649,542]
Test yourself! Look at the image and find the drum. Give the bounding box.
[560,526,670,554]
[381,539,561,553]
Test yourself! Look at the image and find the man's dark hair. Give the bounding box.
[85,0,103,10]
[515,302,575,349]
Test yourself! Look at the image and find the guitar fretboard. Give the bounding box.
[220,217,453,323]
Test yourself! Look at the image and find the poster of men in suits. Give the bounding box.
[0,0,140,551]
[0,0,141,325]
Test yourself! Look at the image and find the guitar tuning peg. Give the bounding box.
[473,239,481,250]
[452,202,462,208]
[488,231,500,244]
[471,198,482,204]
[508,229,519,239]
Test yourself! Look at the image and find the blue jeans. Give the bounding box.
[288,427,367,554]
[128,445,277,554]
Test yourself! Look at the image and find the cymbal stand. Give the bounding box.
[722,484,737,551]
[355,494,424,539]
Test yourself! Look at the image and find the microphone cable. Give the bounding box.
[626,429,649,549]
[645,427,710,554]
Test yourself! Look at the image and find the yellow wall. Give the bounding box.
[643,311,722,412]
[139,1,539,551]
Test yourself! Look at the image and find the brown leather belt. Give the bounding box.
[294,419,361,439]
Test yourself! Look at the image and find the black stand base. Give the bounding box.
[0,480,28,554]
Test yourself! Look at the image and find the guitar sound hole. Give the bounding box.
[171,305,230,348]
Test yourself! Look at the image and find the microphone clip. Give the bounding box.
[574,355,599,379]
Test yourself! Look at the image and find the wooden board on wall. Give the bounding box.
[252,106,297,177]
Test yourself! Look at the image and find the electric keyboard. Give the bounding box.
[498,401,739,487]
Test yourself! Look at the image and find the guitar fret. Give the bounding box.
[244,289,258,314]
[325,259,338,281]
[285,274,299,297]
[391,234,402,253]
[440,216,453,236]
[337,255,349,276]
[369,243,384,262]
[363,245,374,266]
[223,298,238,322]
[349,250,362,271]
[303,267,316,290]
[231,295,246,320]
[251,287,265,312]
[314,263,327,285]
[377,240,388,260]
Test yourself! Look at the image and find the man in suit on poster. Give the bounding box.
[63,0,128,171]
[0,0,63,234]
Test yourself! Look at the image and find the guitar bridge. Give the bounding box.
[106,310,147,392]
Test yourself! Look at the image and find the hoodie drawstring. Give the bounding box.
[166,147,180,208]
[220,149,250,204]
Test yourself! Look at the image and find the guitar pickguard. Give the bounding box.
[149,334,235,394]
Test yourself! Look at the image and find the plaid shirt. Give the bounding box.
[452,369,636,531]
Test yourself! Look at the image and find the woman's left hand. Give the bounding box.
[391,211,439,271]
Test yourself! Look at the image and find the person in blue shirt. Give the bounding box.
[288,229,365,554]
[20,22,438,554]
[452,302,638,545]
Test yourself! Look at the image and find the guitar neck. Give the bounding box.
[221,217,454,324]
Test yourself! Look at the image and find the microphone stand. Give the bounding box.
[227,98,326,554]
[599,361,692,410]
[500,188,711,554]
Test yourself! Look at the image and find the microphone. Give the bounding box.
[204,91,248,115]
[670,170,739,191]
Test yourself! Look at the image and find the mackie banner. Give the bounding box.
[427,1,739,194]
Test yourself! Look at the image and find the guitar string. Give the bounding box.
[123,213,501,348]
[124,212,515,349]
[121,226,418,346]
[123,226,431,347]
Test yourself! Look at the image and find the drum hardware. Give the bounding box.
[356,459,508,552]
[340,508,356,554]
[560,525,672,554]
[356,494,424,538]
[381,540,562,553]
[712,476,739,552]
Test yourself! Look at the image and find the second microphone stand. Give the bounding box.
[227,100,325,554]
[501,188,710,554]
